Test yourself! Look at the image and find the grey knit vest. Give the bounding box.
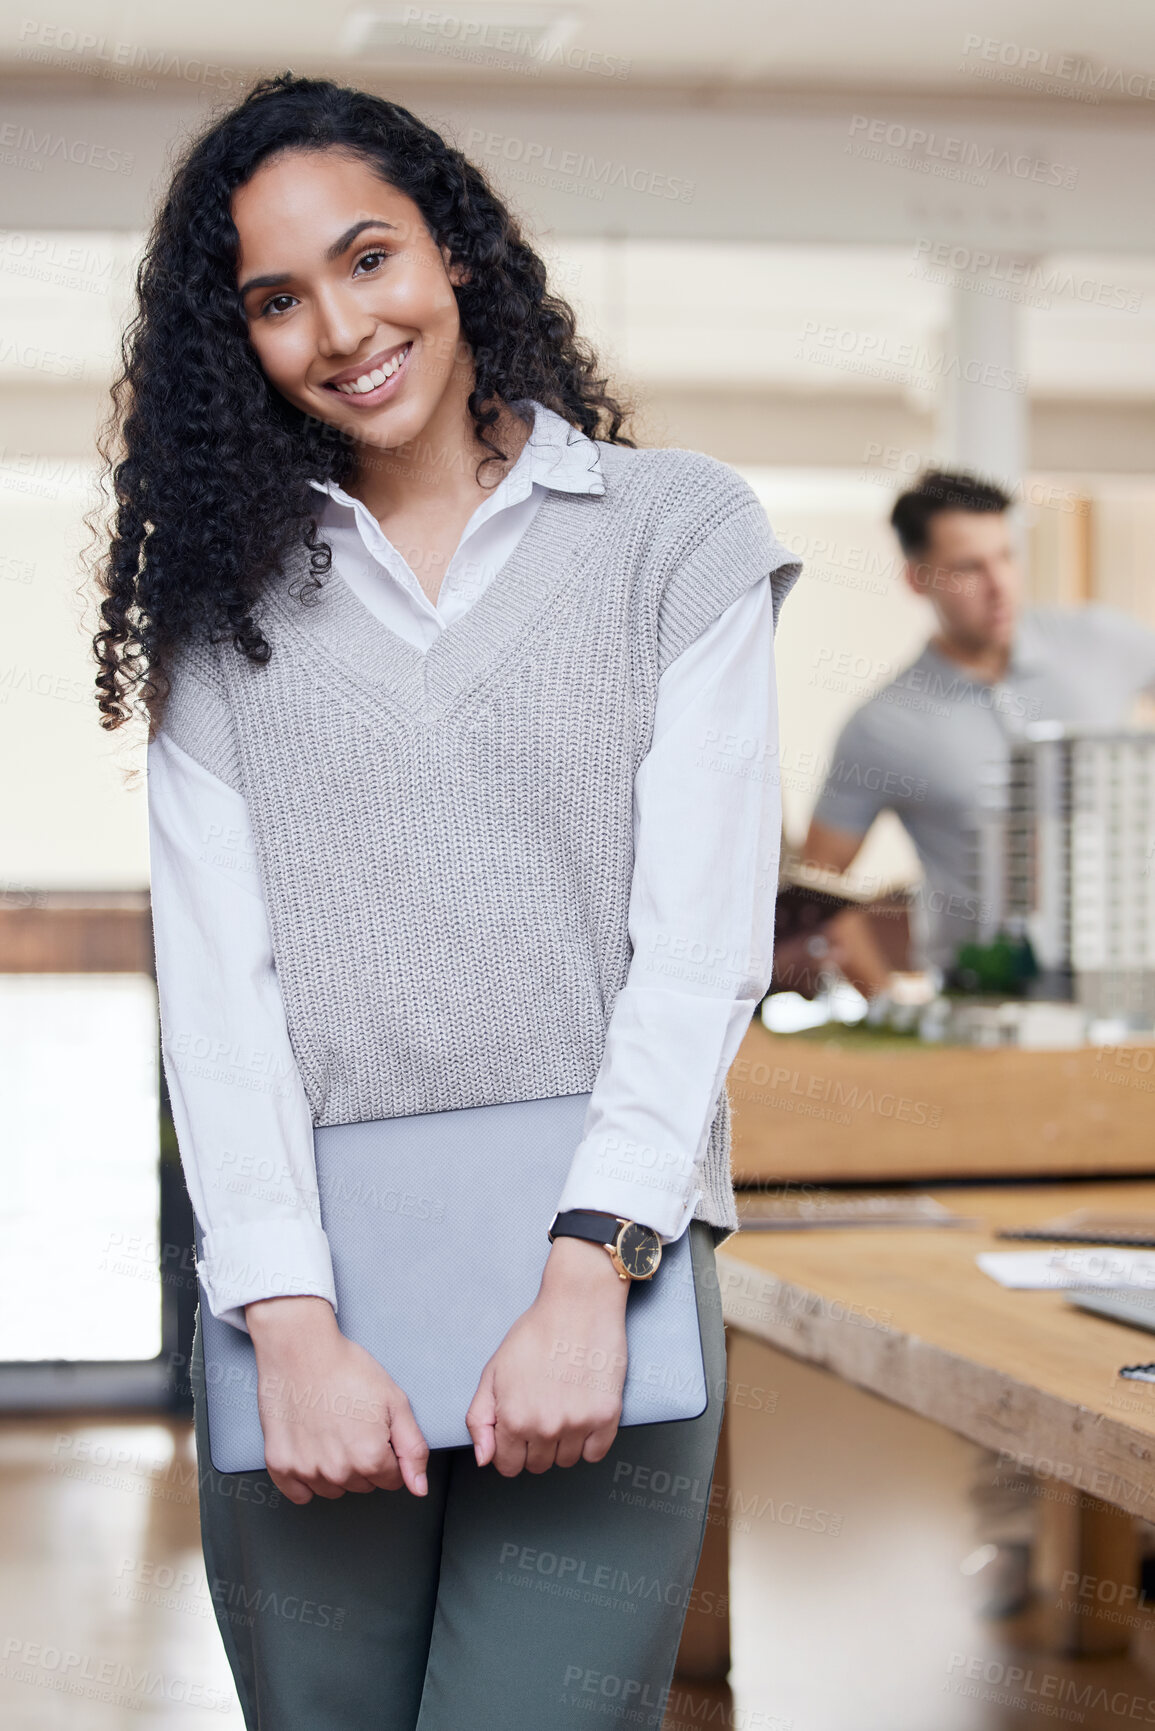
[160,441,801,1237]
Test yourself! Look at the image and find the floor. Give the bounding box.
[3,1336,1155,1728]
[720,1331,1155,1731]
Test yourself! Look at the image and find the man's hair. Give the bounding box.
[890,470,1011,558]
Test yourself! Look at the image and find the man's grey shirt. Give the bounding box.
[810,604,1155,968]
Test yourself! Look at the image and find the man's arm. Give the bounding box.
[798,718,895,997]
[801,815,868,876]
[791,811,894,998]
[795,811,895,998]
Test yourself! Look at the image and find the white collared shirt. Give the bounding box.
[147,402,782,1332]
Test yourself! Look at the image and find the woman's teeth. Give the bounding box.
[332,343,411,395]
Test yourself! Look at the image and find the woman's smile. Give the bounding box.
[322,338,414,406]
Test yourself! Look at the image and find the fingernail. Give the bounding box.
[415,1473,427,1495]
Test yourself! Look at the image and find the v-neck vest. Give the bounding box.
[160,440,801,1235]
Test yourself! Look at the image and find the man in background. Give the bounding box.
[803,469,1155,991]
[799,470,1155,1616]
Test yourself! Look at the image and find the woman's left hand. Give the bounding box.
[466,1234,630,1476]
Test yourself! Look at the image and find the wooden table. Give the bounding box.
[677,1179,1155,1680]
[729,1022,1155,1184]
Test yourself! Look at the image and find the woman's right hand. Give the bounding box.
[244,1295,430,1506]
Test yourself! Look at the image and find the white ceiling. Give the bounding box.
[1,0,1154,99]
[3,6,1152,409]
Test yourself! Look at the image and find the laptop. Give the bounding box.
[193,1091,709,1472]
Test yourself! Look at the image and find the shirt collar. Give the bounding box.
[1005,608,1044,674]
[919,606,1044,685]
[307,399,605,512]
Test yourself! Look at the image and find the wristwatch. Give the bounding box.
[547,1209,662,1282]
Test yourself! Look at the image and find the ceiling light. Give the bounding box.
[339,5,581,63]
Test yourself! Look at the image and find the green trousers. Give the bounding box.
[191,1220,727,1729]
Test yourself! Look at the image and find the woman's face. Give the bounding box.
[232,146,470,451]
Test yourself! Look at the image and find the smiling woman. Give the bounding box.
[83,70,800,1731]
[234,166,463,426]
[88,74,631,722]
[227,146,532,603]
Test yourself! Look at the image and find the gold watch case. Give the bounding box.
[606,1219,662,1281]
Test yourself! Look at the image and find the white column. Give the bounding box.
[938,281,1029,487]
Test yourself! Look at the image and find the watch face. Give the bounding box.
[616,1222,662,1279]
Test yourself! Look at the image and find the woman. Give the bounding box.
[91,72,799,1730]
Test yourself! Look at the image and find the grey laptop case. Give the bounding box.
[194,1091,708,1472]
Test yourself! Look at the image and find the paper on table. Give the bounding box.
[737,1192,972,1230]
[977,1248,1155,1290]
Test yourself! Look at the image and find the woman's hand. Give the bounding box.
[244,1295,430,1506]
[466,1234,630,1476]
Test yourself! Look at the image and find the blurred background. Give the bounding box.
[4,3,1155,1727]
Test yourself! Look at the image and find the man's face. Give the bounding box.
[904,509,1022,653]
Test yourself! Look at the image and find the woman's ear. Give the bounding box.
[441,244,472,288]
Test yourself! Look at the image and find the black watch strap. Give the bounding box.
[548,1208,622,1247]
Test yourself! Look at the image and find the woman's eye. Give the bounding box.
[259,293,296,319]
[255,250,387,318]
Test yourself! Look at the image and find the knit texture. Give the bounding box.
[160,440,801,1235]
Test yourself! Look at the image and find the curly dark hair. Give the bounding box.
[89,72,634,731]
